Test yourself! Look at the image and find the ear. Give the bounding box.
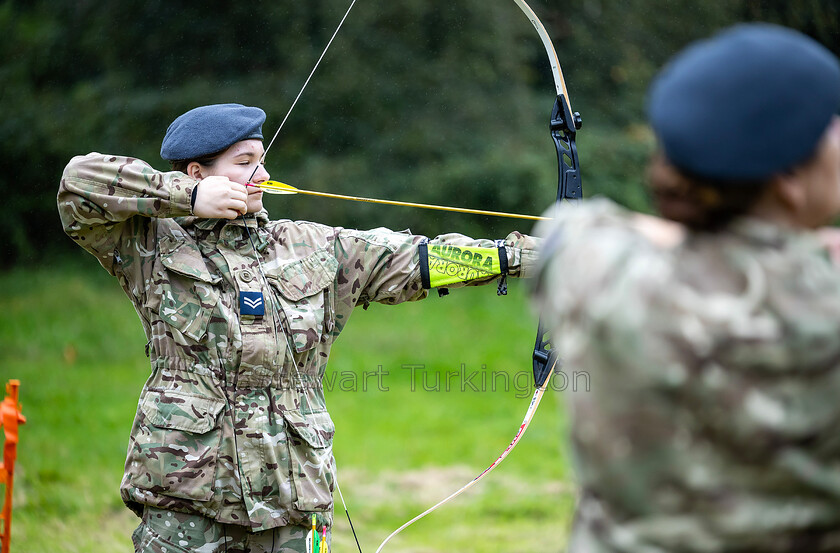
[769,171,807,214]
[186,162,204,180]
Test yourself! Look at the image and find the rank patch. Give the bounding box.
[240,291,265,316]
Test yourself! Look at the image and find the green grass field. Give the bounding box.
[0,260,576,552]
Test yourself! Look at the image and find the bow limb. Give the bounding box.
[373,376,552,553]
[512,0,568,103]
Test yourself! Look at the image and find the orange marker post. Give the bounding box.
[0,380,26,553]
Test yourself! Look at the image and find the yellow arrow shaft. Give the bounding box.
[254,182,548,221]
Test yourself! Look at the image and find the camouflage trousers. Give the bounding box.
[133,506,332,553]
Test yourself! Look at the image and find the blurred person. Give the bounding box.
[57,104,539,552]
[534,23,840,552]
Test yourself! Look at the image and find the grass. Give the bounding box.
[0,260,576,552]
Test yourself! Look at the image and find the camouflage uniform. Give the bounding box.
[132,506,321,553]
[57,153,538,546]
[535,199,840,552]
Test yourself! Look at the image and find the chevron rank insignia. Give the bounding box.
[240,291,265,316]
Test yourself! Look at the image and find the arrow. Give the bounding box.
[251,180,548,221]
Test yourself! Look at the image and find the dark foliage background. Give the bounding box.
[1,0,837,266]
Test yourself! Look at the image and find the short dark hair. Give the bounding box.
[170,148,226,174]
[647,153,768,232]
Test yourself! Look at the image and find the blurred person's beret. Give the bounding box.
[161,104,266,162]
[647,23,840,181]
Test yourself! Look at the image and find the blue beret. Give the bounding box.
[648,23,840,181]
[160,103,266,161]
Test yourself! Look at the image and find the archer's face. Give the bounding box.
[200,139,270,214]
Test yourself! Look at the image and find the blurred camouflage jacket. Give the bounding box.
[534,199,840,552]
[58,153,539,531]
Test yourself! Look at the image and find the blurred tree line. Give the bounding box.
[0,0,837,267]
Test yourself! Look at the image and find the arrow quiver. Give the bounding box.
[0,380,26,553]
[532,94,582,387]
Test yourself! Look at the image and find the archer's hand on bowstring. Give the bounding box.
[193,176,251,219]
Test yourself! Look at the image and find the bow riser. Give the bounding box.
[532,93,582,387]
[552,94,583,202]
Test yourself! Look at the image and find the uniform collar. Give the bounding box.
[727,216,823,253]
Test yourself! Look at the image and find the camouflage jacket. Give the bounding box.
[58,153,539,531]
[534,199,840,552]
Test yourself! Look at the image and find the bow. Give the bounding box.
[372,2,582,551]
[519,0,583,389]
[247,1,582,549]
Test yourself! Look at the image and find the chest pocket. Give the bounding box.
[267,250,338,352]
[157,235,222,341]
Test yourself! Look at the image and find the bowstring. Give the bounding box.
[242,2,365,551]
[249,0,360,185]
